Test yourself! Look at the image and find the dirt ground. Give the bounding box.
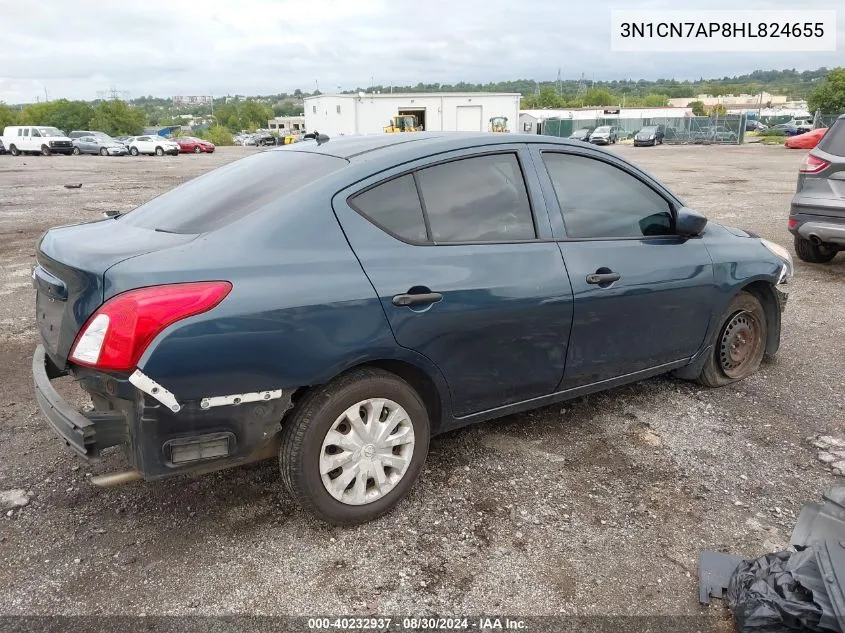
[0,143,843,624]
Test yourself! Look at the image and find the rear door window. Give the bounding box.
[119,150,347,233]
[415,153,536,242]
[817,120,845,156]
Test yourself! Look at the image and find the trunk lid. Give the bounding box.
[34,219,197,368]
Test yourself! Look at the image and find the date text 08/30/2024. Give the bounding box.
[307,617,527,630]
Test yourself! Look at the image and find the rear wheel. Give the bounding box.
[280,367,430,525]
[794,235,837,263]
[696,291,767,388]
[130,147,139,156]
[9,145,19,156]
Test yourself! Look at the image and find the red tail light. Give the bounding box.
[788,218,798,229]
[70,281,232,371]
[799,154,830,174]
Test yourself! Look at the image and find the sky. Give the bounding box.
[0,0,841,104]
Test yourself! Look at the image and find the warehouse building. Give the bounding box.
[304,92,521,136]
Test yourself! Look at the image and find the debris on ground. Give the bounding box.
[0,489,30,510]
[702,486,845,632]
[63,183,82,189]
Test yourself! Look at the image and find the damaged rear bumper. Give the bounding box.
[32,344,292,480]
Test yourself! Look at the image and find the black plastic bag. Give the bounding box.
[727,549,840,632]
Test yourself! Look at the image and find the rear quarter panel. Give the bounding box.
[105,184,450,406]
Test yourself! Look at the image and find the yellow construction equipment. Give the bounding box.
[489,116,509,132]
[384,115,422,133]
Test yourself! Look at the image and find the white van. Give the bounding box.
[1,126,74,156]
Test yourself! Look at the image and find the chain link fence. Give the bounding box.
[542,114,746,145]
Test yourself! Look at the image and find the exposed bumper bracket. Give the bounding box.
[129,370,181,413]
[200,389,284,409]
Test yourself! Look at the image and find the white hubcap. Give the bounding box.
[320,398,415,506]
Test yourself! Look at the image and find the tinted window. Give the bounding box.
[119,150,346,234]
[416,154,535,242]
[818,119,845,157]
[543,153,673,238]
[349,174,427,242]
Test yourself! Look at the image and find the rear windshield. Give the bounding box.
[817,119,845,157]
[118,150,346,234]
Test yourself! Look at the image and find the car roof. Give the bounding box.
[269,132,594,162]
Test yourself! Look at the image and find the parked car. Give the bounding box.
[589,126,620,145]
[127,135,180,156]
[1,125,74,155]
[32,132,792,525]
[72,135,129,156]
[788,115,844,263]
[773,124,800,137]
[254,132,277,147]
[746,120,768,132]
[175,137,216,154]
[0,139,6,155]
[568,127,593,142]
[634,125,665,146]
[793,118,814,134]
[784,128,828,150]
[710,126,738,143]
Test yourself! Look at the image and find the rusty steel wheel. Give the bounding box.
[696,291,768,388]
[718,310,764,379]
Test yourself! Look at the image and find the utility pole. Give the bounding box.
[557,68,561,96]
[44,87,49,102]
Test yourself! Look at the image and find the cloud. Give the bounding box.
[0,0,841,103]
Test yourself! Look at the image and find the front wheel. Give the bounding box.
[99,147,108,156]
[280,367,430,525]
[155,147,164,156]
[194,146,202,153]
[696,291,767,388]
[794,235,837,263]
[72,147,81,155]
[41,145,51,156]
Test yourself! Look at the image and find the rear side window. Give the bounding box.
[817,120,845,157]
[416,154,535,242]
[349,174,427,242]
[119,150,346,234]
[543,153,673,239]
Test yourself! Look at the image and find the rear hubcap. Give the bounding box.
[719,311,761,378]
[319,398,415,506]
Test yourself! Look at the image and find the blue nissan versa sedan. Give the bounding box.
[32,132,792,525]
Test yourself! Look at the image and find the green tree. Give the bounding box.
[198,125,234,146]
[711,104,727,116]
[0,103,18,128]
[87,100,147,135]
[689,100,707,116]
[579,88,617,106]
[642,94,668,107]
[273,100,302,117]
[215,103,242,132]
[240,100,274,129]
[18,100,93,133]
[808,67,845,114]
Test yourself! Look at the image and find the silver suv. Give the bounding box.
[788,114,845,263]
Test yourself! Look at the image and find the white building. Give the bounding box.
[304,92,521,136]
[268,115,306,134]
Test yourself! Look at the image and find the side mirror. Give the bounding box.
[675,206,708,237]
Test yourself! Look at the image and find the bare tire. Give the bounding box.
[155,147,164,156]
[72,147,81,155]
[9,145,19,156]
[794,235,837,263]
[41,145,51,156]
[194,146,202,153]
[280,367,430,525]
[130,147,139,156]
[697,291,767,388]
[99,147,108,156]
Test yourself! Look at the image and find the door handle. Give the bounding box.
[586,272,621,285]
[392,292,443,307]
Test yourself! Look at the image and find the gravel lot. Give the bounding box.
[0,143,843,625]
